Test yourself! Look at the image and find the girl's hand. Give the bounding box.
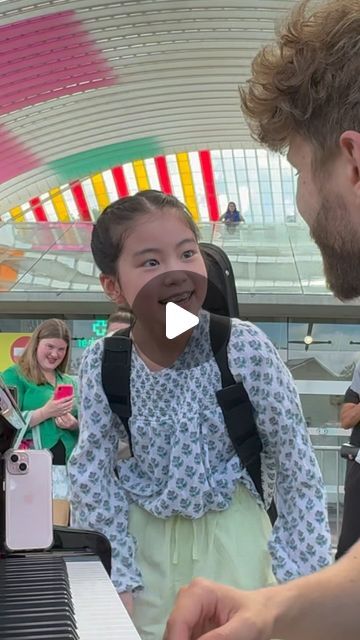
[43,396,73,419]
[55,413,78,430]
[119,592,134,616]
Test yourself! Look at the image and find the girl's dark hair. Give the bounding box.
[91,189,200,276]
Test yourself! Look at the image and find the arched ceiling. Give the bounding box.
[0,0,295,215]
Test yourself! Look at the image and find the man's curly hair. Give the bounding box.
[240,0,360,163]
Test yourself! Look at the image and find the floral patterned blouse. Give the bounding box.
[68,311,331,593]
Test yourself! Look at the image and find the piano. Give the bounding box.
[0,530,141,640]
[0,384,141,639]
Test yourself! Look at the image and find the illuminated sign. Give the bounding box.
[92,320,107,337]
[75,319,107,349]
[76,338,96,349]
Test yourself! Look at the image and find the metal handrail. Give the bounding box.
[312,442,345,543]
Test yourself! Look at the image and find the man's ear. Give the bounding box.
[100,273,126,305]
[339,131,360,197]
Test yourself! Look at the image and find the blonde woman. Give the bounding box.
[2,318,78,503]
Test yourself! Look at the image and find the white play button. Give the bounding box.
[165,302,199,340]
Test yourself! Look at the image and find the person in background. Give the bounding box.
[165,0,360,638]
[106,308,133,336]
[2,318,78,503]
[220,201,245,233]
[336,361,360,558]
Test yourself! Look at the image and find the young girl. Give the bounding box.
[2,319,78,503]
[68,190,331,640]
[220,201,245,231]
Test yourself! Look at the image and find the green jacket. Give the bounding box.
[1,364,78,462]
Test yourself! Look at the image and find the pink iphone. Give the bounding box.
[54,384,73,401]
[3,448,53,551]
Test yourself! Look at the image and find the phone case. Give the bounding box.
[54,384,74,400]
[4,449,53,551]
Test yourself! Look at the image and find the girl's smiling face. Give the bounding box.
[101,209,208,329]
[36,338,68,372]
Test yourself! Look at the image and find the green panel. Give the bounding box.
[48,137,162,182]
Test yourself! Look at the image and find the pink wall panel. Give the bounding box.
[0,126,40,183]
[0,11,117,115]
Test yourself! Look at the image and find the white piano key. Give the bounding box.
[66,560,141,640]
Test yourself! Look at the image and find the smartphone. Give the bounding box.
[54,384,73,401]
[3,448,53,551]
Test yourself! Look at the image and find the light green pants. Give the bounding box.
[128,485,276,640]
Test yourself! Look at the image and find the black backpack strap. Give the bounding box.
[102,328,133,455]
[209,314,265,503]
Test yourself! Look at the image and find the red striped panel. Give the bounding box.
[0,11,116,116]
[0,125,40,183]
[70,181,92,221]
[112,166,129,197]
[29,197,47,222]
[198,150,220,221]
[154,156,172,194]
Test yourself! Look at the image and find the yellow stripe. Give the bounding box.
[176,153,199,221]
[49,188,70,222]
[91,173,110,212]
[9,206,25,222]
[133,160,150,191]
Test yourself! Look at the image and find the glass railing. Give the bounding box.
[0,219,328,295]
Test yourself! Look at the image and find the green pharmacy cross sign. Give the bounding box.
[92,320,107,337]
[75,320,107,348]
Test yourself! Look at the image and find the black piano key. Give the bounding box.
[0,585,71,598]
[3,603,72,614]
[0,625,78,636]
[0,556,79,640]
[1,593,73,605]
[1,632,78,640]
[0,579,70,591]
[0,607,77,622]
[0,625,77,637]
[0,607,75,623]
[1,593,74,607]
[1,629,77,640]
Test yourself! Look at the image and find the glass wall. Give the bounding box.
[251,317,360,542]
[3,149,299,226]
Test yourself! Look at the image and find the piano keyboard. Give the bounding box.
[66,558,141,640]
[0,555,141,640]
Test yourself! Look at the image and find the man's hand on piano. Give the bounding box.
[164,578,275,640]
[120,591,134,616]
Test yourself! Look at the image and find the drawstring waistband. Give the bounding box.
[170,512,215,564]
[192,519,199,560]
[171,517,179,565]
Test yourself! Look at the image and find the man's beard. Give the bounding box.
[310,195,360,301]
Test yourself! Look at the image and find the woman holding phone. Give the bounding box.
[1,318,78,507]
